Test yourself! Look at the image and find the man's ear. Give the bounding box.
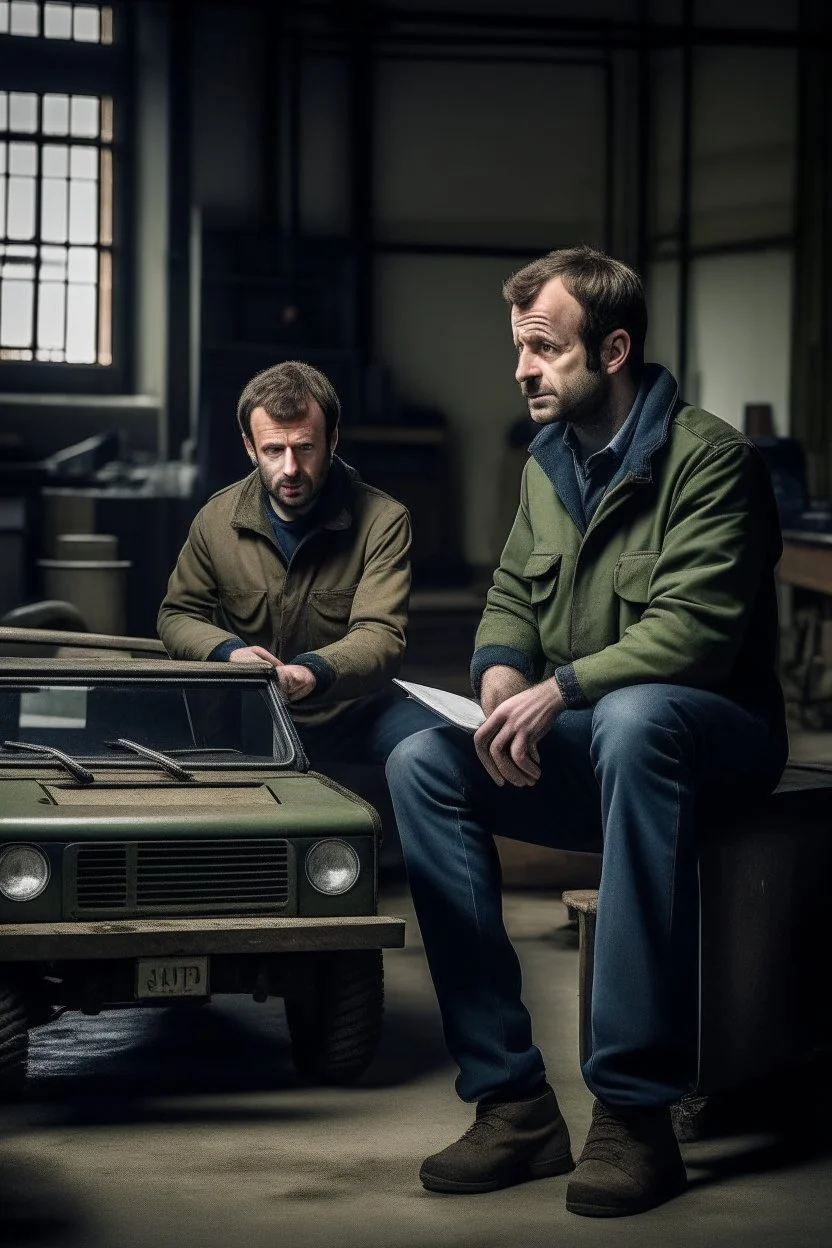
[243,435,257,465]
[329,425,339,459]
[603,329,631,376]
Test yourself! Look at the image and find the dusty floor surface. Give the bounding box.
[2,886,831,1248]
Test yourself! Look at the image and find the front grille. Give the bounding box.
[75,844,129,910]
[68,839,292,918]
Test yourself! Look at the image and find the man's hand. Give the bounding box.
[228,645,283,668]
[474,677,565,788]
[479,665,532,717]
[274,664,317,703]
[228,647,317,702]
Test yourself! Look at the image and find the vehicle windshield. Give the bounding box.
[0,681,294,766]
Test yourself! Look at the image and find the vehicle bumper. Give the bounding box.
[0,915,406,961]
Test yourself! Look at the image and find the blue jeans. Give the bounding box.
[385,684,788,1108]
[300,688,443,767]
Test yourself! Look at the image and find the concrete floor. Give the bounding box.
[2,879,832,1248]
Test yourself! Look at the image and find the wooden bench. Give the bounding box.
[563,763,832,1097]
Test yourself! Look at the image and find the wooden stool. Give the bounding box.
[563,763,832,1096]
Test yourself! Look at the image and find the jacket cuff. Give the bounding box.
[291,652,338,696]
[208,638,247,661]
[554,664,589,709]
[470,645,540,698]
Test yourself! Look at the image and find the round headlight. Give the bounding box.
[0,844,50,902]
[305,840,360,896]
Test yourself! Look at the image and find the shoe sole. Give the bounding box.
[565,1173,687,1218]
[420,1151,575,1195]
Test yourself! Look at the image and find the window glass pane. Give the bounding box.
[70,96,99,139]
[37,281,66,349]
[42,144,68,178]
[73,4,100,42]
[9,142,37,176]
[0,94,7,132]
[101,5,113,45]
[68,179,97,243]
[9,93,38,134]
[0,178,5,239]
[0,142,6,176]
[43,95,70,137]
[10,1,38,36]
[65,281,96,362]
[70,145,97,180]
[41,178,68,243]
[0,276,34,347]
[44,2,72,38]
[40,244,68,279]
[1,254,35,278]
[0,3,9,34]
[68,246,96,282]
[7,176,36,239]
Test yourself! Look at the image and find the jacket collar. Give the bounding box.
[528,363,680,533]
[230,455,355,540]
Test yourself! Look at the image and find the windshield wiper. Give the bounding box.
[104,738,194,781]
[2,740,95,785]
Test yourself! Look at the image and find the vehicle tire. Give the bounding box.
[0,984,29,1100]
[284,949,384,1085]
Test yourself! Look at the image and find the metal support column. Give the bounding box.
[676,0,694,396]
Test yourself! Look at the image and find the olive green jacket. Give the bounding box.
[158,459,412,728]
[472,365,785,726]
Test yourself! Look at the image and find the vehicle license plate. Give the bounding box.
[136,957,209,999]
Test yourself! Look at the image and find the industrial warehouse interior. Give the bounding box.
[2,0,832,1245]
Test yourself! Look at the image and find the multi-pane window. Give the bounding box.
[0,2,112,44]
[0,90,112,362]
[0,1,116,368]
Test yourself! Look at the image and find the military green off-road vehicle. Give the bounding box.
[0,628,403,1098]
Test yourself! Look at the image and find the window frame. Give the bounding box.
[0,1,133,394]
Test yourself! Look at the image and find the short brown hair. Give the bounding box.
[502,245,647,377]
[237,361,341,442]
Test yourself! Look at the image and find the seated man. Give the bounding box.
[385,246,788,1217]
[158,360,438,764]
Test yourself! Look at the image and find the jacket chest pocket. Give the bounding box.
[306,586,358,646]
[613,551,660,629]
[524,551,562,607]
[217,588,270,637]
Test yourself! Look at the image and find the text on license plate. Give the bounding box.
[136,957,209,999]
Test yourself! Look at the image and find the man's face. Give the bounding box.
[245,400,337,519]
[511,276,610,426]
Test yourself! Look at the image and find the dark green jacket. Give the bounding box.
[158,459,412,729]
[472,365,786,726]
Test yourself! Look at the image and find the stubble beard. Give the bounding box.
[258,460,328,517]
[525,369,611,429]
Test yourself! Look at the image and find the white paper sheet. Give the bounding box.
[393,679,485,734]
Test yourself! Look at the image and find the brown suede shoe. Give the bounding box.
[566,1100,687,1217]
[420,1084,575,1194]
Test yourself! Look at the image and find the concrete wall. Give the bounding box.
[372,56,609,566]
[646,40,796,437]
[190,2,263,223]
